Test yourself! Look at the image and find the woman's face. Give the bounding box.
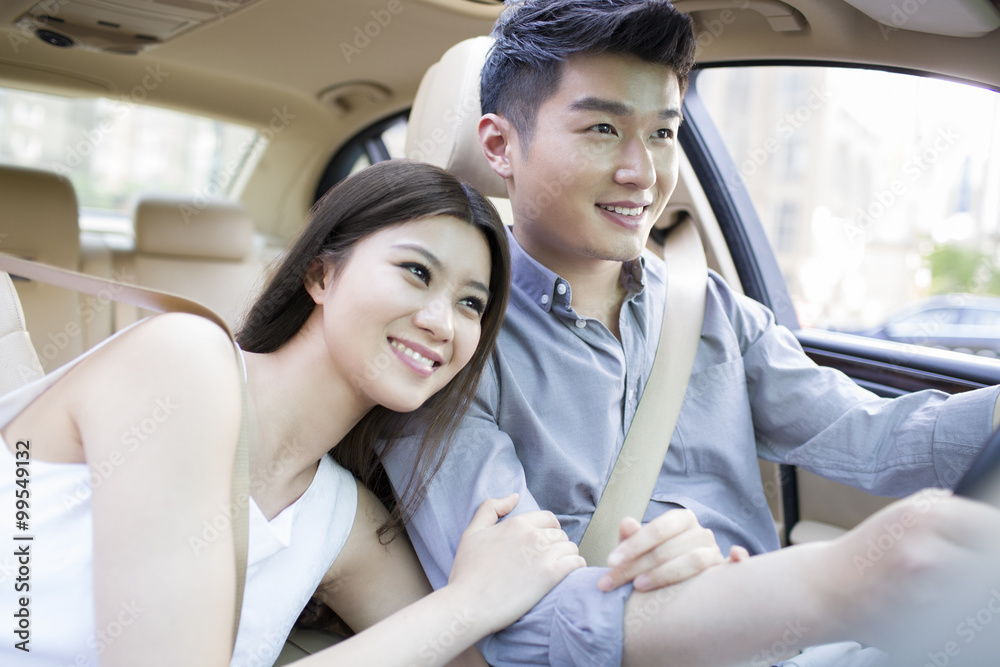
[309,215,493,413]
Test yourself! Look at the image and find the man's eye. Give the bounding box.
[591,123,616,135]
[653,128,675,140]
[401,262,431,284]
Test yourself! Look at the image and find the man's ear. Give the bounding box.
[304,258,333,304]
[479,113,516,180]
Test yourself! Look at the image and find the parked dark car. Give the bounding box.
[848,294,1000,357]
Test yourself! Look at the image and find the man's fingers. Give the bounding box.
[631,547,726,591]
[607,509,697,567]
[618,516,642,543]
[598,527,722,592]
[727,545,750,563]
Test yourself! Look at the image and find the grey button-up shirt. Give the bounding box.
[382,227,1000,667]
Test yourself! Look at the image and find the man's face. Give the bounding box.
[504,52,682,272]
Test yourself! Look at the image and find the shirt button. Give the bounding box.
[556,283,567,295]
[575,318,586,329]
[540,294,550,305]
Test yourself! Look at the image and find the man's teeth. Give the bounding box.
[600,204,644,216]
[391,340,434,367]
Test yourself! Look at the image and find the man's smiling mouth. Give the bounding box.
[597,204,646,216]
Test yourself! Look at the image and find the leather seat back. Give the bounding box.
[0,164,84,371]
[0,271,45,394]
[113,197,265,330]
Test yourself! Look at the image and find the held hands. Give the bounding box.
[597,509,750,592]
[448,494,585,633]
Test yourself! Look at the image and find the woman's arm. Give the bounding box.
[312,491,583,667]
[68,314,243,666]
[314,483,485,665]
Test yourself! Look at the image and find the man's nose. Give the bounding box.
[614,138,656,190]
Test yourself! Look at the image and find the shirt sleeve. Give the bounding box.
[380,359,632,667]
[709,275,1000,495]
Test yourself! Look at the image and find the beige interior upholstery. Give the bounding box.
[405,36,507,199]
[0,271,45,394]
[0,164,84,371]
[113,197,266,330]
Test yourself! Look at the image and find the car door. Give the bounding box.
[679,62,1000,545]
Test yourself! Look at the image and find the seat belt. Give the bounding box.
[0,252,250,652]
[578,217,707,565]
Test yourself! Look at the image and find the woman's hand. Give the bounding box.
[597,509,749,592]
[448,494,585,633]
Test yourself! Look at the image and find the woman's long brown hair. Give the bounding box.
[236,159,510,542]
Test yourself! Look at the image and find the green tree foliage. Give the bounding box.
[926,243,1000,296]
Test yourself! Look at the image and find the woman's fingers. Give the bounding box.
[463,493,520,535]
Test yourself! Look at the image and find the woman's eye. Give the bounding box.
[401,262,431,284]
[591,123,616,135]
[460,296,486,316]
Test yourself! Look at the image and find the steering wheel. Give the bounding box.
[954,426,1000,506]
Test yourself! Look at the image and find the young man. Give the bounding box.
[383,1,1000,665]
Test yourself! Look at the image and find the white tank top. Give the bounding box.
[0,328,358,667]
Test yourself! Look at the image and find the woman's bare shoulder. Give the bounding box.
[67,313,243,456]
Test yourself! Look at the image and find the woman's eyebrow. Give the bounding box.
[393,242,491,297]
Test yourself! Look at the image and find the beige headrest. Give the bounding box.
[405,36,508,199]
[0,164,80,265]
[135,198,254,261]
[0,271,44,393]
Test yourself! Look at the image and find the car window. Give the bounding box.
[0,86,260,234]
[694,66,1000,358]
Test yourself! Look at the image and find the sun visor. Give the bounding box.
[842,0,1000,38]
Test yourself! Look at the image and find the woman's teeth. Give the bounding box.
[391,339,434,367]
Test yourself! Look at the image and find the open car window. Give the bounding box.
[694,66,1000,358]
[0,86,260,235]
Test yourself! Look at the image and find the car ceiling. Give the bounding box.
[1,0,998,236]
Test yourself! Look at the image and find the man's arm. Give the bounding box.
[622,490,1000,667]
[381,365,635,667]
[704,274,1000,495]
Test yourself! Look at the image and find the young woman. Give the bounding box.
[0,159,725,667]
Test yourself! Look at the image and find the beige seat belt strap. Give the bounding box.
[578,217,707,565]
[0,252,250,652]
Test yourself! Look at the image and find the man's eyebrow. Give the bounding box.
[568,97,683,122]
[393,243,492,297]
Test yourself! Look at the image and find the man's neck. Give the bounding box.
[513,227,629,339]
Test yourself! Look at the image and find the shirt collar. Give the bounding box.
[506,226,648,313]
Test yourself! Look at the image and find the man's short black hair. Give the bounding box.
[481,0,697,147]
